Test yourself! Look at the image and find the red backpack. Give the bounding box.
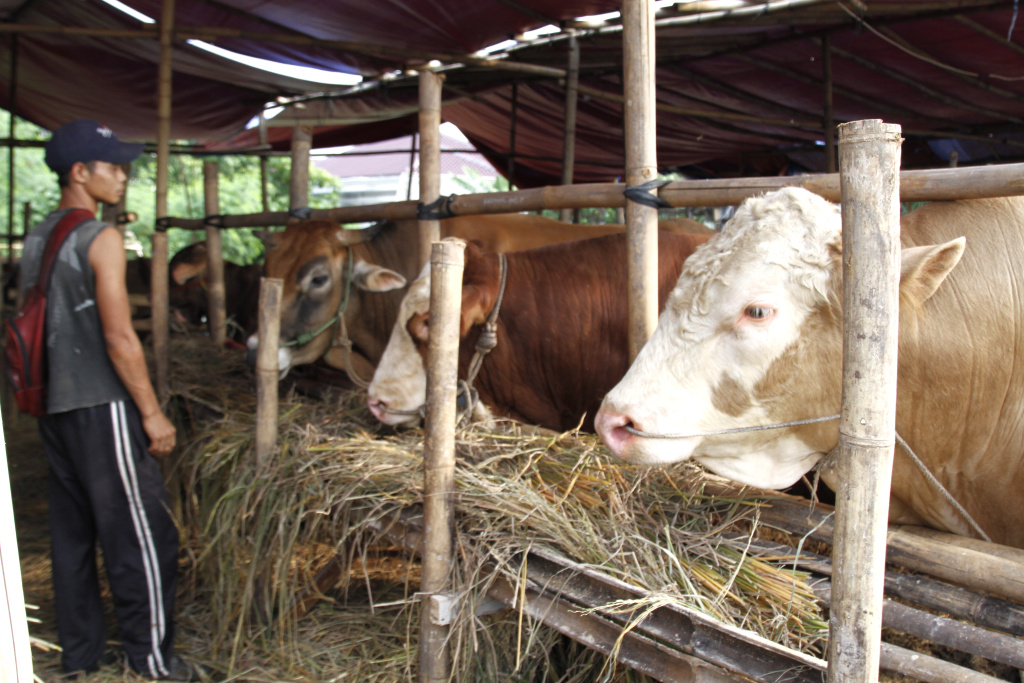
[4,209,93,416]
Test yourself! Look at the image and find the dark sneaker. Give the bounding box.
[133,655,205,682]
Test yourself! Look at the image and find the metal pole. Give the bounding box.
[418,239,465,683]
[418,69,443,272]
[560,34,580,223]
[152,0,174,400]
[622,0,659,361]
[203,160,226,347]
[828,118,903,682]
[823,35,836,174]
[255,277,282,467]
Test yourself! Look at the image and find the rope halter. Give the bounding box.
[281,249,355,349]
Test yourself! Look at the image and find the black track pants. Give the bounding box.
[39,400,179,676]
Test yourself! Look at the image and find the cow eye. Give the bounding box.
[745,305,772,320]
[310,274,330,289]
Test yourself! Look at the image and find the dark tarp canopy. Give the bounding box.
[1,0,1024,186]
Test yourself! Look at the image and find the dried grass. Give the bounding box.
[162,337,828,680]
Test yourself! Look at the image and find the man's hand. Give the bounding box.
[143,410,176,457]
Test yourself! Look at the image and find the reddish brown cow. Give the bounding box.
[367,231,711,432]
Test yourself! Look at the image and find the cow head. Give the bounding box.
[595,187,965,490]
[169,241,210,326]
[247,220,407,374]
[367,239,495,426]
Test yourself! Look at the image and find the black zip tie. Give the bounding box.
[624,179,672,209]
[289,207,312,220]
[203,214,226,228]
[155,217,172,232]
[417,194,457,221]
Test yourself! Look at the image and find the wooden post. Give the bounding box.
[560,34,580,223]
[507,81,518,191]
[419,239,465,683]
[258,111,270,212]
[152,0,174,401]
[418,69,443,272]
[255,277,282,467]
[406,133,417,201]
[828,119,903,682]
[6,34,15,266]
[823,36,836,174]
[622,0,659,361]
[289,124,312,214]
[203,160,226,347]
[0,429,32,683]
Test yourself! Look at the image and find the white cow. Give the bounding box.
[596,187,1024,548]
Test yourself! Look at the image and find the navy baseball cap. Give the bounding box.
[44,119,144,174]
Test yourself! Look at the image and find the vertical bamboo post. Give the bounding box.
[6,34,16,266]
[258,111,270,212]
[289,124,312,214]
[418,69,443,272]
[622,0,659,361]
[19,201,29,262]
[828,119,903,683]
[507,81,518,191]
[406,133,417,200]
[152,0,174,401]
[203,160,226,347]
[823,36,836,174]
[560,34,580,223]
[418,239,465,683]
[255,277,282,467]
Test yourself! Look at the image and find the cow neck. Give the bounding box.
[281,249,355,350]
[456,253,508,422]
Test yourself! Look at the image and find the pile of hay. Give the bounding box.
[169,338,828,681]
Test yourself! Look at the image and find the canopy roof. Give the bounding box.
[1,0,1022,186]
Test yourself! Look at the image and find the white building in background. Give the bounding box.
[313,123,502,207]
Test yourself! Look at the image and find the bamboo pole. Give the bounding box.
[419,240,465,683]
[828,119,903,683]
[418,69,443,272]
[254,277,282,467]
[822,36,836,173]
[289,124,312,214]
[152,0,174,402]
[559,34,580,223]
[203,160,226,347]
[155,161,1024,233]
[258,112,269,213]
[507,81,518,190]
[6,34,15,266]
[622,0,659,361]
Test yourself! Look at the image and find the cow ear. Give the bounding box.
[900,237,966,305]
[460,283,497,337]
[351,261,407,293]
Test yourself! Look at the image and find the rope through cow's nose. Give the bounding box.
[623,414,841,439]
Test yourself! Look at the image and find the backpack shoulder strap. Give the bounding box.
[37,208,95,294]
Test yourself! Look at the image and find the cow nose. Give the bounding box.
[367,396,389,422]
[595,407,636,457]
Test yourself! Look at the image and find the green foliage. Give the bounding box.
[0,110,344,265]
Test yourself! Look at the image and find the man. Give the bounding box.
[20,120,198,680]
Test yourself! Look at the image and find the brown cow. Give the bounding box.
[366,231,710,432]
[250,214,710,382]
[168,242,261,342]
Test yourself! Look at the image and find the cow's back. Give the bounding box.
[891,197,1024,545]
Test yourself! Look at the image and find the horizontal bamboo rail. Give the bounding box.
[157,162,1024,231]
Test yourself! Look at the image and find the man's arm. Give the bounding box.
[90,226,176,457]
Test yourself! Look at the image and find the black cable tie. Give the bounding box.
[203,214,226,228]
[417,194,458,221]
[623,179,672,209]
[289,207,312,220]
[155,217,173,232]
